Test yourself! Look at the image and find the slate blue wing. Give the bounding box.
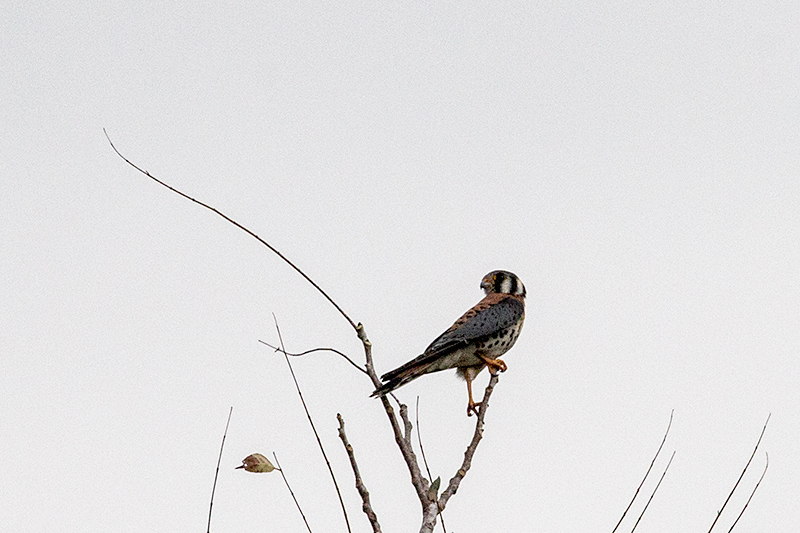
[423,296,524,356]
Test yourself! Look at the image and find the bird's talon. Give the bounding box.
[483,357,507,375]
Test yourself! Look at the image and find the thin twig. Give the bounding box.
[707,414,771,533]
[273,315,352,533]
[207,407,233,533]
[612,409,674,533]
[104,129,357,332]
[273,453,313,533]
[337,413,382,533]
[630,450,676,532]
[728,453,768,532]
[415,398,434,482]
[258,340,367,375]
[416,397,447,533]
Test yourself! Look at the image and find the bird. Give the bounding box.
[371,270,526,416]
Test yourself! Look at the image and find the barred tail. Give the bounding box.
[370,362,432,398]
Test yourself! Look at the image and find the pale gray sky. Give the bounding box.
[2,2,798,531]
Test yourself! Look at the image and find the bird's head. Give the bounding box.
[480,270,526,297]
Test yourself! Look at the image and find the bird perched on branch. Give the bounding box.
[371,270,526,416]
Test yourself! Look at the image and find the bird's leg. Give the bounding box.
[465,375,480,417]
[479,355,507,375]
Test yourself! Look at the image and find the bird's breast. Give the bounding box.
[474,317,524,358]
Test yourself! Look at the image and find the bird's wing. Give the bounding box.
[424,295,524,355]
[380,295,523,381]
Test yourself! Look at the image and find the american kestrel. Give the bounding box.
[372,270,526,416]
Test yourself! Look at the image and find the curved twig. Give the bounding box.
[707,413,771,532]
[258,340,367,375]
[612,409,674,533]
[728,453,768,532]
[416,397,447,533]
[207,407,233,533]
[630,450,676,532]
[273,315,352,533]
[104,129,357,332]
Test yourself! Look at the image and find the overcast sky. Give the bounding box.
[2,2,799,531]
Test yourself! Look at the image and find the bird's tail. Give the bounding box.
[370,361,433,398]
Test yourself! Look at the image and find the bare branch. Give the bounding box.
[612,409,675,533]
[438,374,499,510]
[728,453,769,532]
[379,393,431,509]
[272,453,314,533]
[357,323,432,515]
[357,323,380,385]
[337,413,382,533]
[207,407,233,533]
[707,413,771,533]
[400,404,413,445]
[273,315,352,533]
[104,129,358,332]
[258,340,367,375]
[630,450,676,532]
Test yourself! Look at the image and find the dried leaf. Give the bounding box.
[236,453,276,473]
[427,476,441,500]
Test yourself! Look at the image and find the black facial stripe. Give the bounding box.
[509,275,518,295]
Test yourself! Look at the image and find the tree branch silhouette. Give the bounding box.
[257,341,367,375]
[707,414,771,533]
[629,450,676,533]
[612,409,674,533]
[728,453,768,532]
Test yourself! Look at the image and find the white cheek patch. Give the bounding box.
[500,277,513,294]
